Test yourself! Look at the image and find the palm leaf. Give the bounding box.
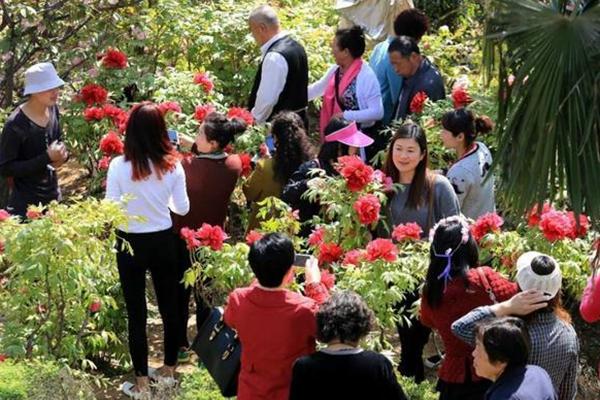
[483,0,600,225]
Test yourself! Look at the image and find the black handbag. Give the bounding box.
[190,307,241,397]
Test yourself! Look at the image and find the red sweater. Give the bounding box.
[420,266,518,383]
[223,284,328,400]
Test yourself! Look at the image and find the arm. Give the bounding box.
[451,306,495,346]
[105,158,122,202]
[168,162,190,216]
[251,52,288,124]
[558,343,579,400]
[304,257,330,305]
[343,66,384,123]
[419,296,434,328]
[0,124,52,178]
[382,358,408,400]
[580,274,600,323]
[308,65,336,101]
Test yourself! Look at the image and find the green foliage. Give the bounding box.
[176,367,224,400]
[398,374,438,400]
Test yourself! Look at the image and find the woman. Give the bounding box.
[289,291,407,400]
[243,111,313,230]
[171,112,245,362]
[440,108,495,219]
[105,103,189,398]
[282,117,372,235]
[420,216,518,400]
[472,317,557,400]
[308,26,383,160]
[381,122,459,382]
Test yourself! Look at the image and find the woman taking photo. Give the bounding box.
[439,108,495,219]
[106,103,189,398]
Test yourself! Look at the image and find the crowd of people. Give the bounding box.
[0,3,598,400]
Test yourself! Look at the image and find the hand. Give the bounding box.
[304,256,321,285]
[47,141,68,166]
[491,290,549,317]
[332,111,344,119]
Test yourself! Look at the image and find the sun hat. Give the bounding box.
[516,251,562,298]
[324,121,374,148]
[23,62,65,95]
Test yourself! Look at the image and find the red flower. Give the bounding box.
[336,155,374,192]
[223,144,234,154]
[451,85,472,109]
[99,131,124,155]
[83,106,105,122]
[89,300,101,313]
[0,209,11,221]
[157,101,182,115]
[373,169,393,191]
[246,230,263,245]
[392,222,423,242]
[526,203,552,227]
[539,210,572,242]
[471,213,504,242]
[196,223,228,251]
[353,194,380,225]
[0,354,7,363]
[318,242,343,265]
[366,238,398,262]
[97,156,111,171]
[227,107,254,125]
[26,209,42,220]
[566,212,589,239]
[102,48,128,69]
[308,227,325,247]
[239,153,252,177]
[409,91,428,114]
[320,269,336,290]
[194,104,216,123]
[80,83,108,105]
[180,227,201,250]
[259,143,269,157]
[342,249,365,267]
[193,72,214,94]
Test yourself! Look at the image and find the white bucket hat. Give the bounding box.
[23,62,65,95]
[516,251,562,298]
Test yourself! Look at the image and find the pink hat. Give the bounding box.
[324,121,374,148]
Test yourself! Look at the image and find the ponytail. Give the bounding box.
[203,112,247,149]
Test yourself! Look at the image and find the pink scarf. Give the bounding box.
[319,58,363,140]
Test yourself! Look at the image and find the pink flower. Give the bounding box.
[308,227,325,247]
[526,203,553,227]
[353,194,380,225]
[180,227,201,250]
[566,212,589,239]
[318,242,343,265]
[26,209,42,220]
[194,104,216,123]
[157,101,182,115]
[227,107,254,125]
[97,156,111,171]
[246,230,263,245]
[101,48,128,69]
[392,222,423,242]
[320,269,336,290]
[539,210,572,242]
[193,72,214,93]
[259,143,269,157]
[342,249,365,267]
[89,300,101,313]
[0,209,11,221]
[336,155,374,192]
[373,169,393,191]
[196,223,228,251]
[470,213,504,242]
[99,131,124,155]
[365,238,397,262]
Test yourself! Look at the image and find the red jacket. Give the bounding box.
[420,266,518,383]
[224,283,328,400]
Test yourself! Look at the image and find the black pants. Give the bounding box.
[436,362,490,400]
[396,289,431,383]
[116,229,180,376]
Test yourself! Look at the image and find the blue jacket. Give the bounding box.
[486,365,557,400]
[369,38,403,125]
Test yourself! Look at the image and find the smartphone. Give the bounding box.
[167,129,179,146]
[293,253,312,267]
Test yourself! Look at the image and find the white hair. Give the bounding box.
[249,5,280,27]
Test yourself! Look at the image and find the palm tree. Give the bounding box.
[483,0,600,224]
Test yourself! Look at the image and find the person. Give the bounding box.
[0,62,68,219]
[369,8,430,125]
[247,5,309,126]
[105,103,190,398]
[243,111,313,230]
[308,25,383,161]
[472,317,557,400]
[440,108,495,219]
[580,240,600,323]
[388,35,445,120]
[282,117,373,236]
[381,122,459,383]
[223,233,329,400]
[289,291,407,400]
[452,252,579,400]
[171,112,245,363]
[420,216,518,400]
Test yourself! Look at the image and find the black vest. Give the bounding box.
[248,35,308,120]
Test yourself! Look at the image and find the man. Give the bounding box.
[0,62,68,219]
[247,5,309,128]
[388,35,445,120]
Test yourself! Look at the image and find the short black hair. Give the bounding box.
[393,8,430,40]
[248,233,295,288]
[318,117,350,175]
[477,317,530,367]
[335,26,366,59]
[316,291,373,344]
[388,35,420,57]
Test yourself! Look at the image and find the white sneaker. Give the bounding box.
[121,382,151,399]
[148,367,177,387]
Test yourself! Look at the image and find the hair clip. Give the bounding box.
[429,215,470,244]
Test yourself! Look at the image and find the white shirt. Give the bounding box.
[251,32,290,124]
[308,60,383,127]
[105,156,189,233]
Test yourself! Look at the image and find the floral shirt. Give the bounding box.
[340,77,359,111]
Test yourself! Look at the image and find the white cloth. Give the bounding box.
[308,60,384,127]
[335,0,414,41]
[105,156,189,233]
[251,32,290,124]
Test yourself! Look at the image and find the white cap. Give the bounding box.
[23,62,65,95]
[516,251,562,298]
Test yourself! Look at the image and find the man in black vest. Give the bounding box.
[247,5,309,129]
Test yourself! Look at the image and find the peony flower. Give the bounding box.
[566,212,589,239]
[101,48,128,69]
[451,85,472,109]
[336,155,374,192]
[0,209,11,221]
[307,227,325,247]
[227,107,254,125]
[97,156,111,171]
[409,91,428,114]
[157,101,182,115]
[223,144,234,154]
[194,104,216,123]
[99,131,124,155]
[342,249,365,267]
[365,238,398,262]
[318,242,343,265]
[470,213,504,242]
[526,203,553,227]
[353,194,380,225]
[320,269,336,290]
[373,169,393,191]
[180,227,201,250]
[80,83,108,105]
[26,208,42,220]
[196,223,228,251]
[102,104,128,131]
[83,106,105,122]
[539,210,572,242]
[89,300,101,313]
[392,222,423,242]
[246,230,263,245]
[193,72,214,93]
[239,153,252,177]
